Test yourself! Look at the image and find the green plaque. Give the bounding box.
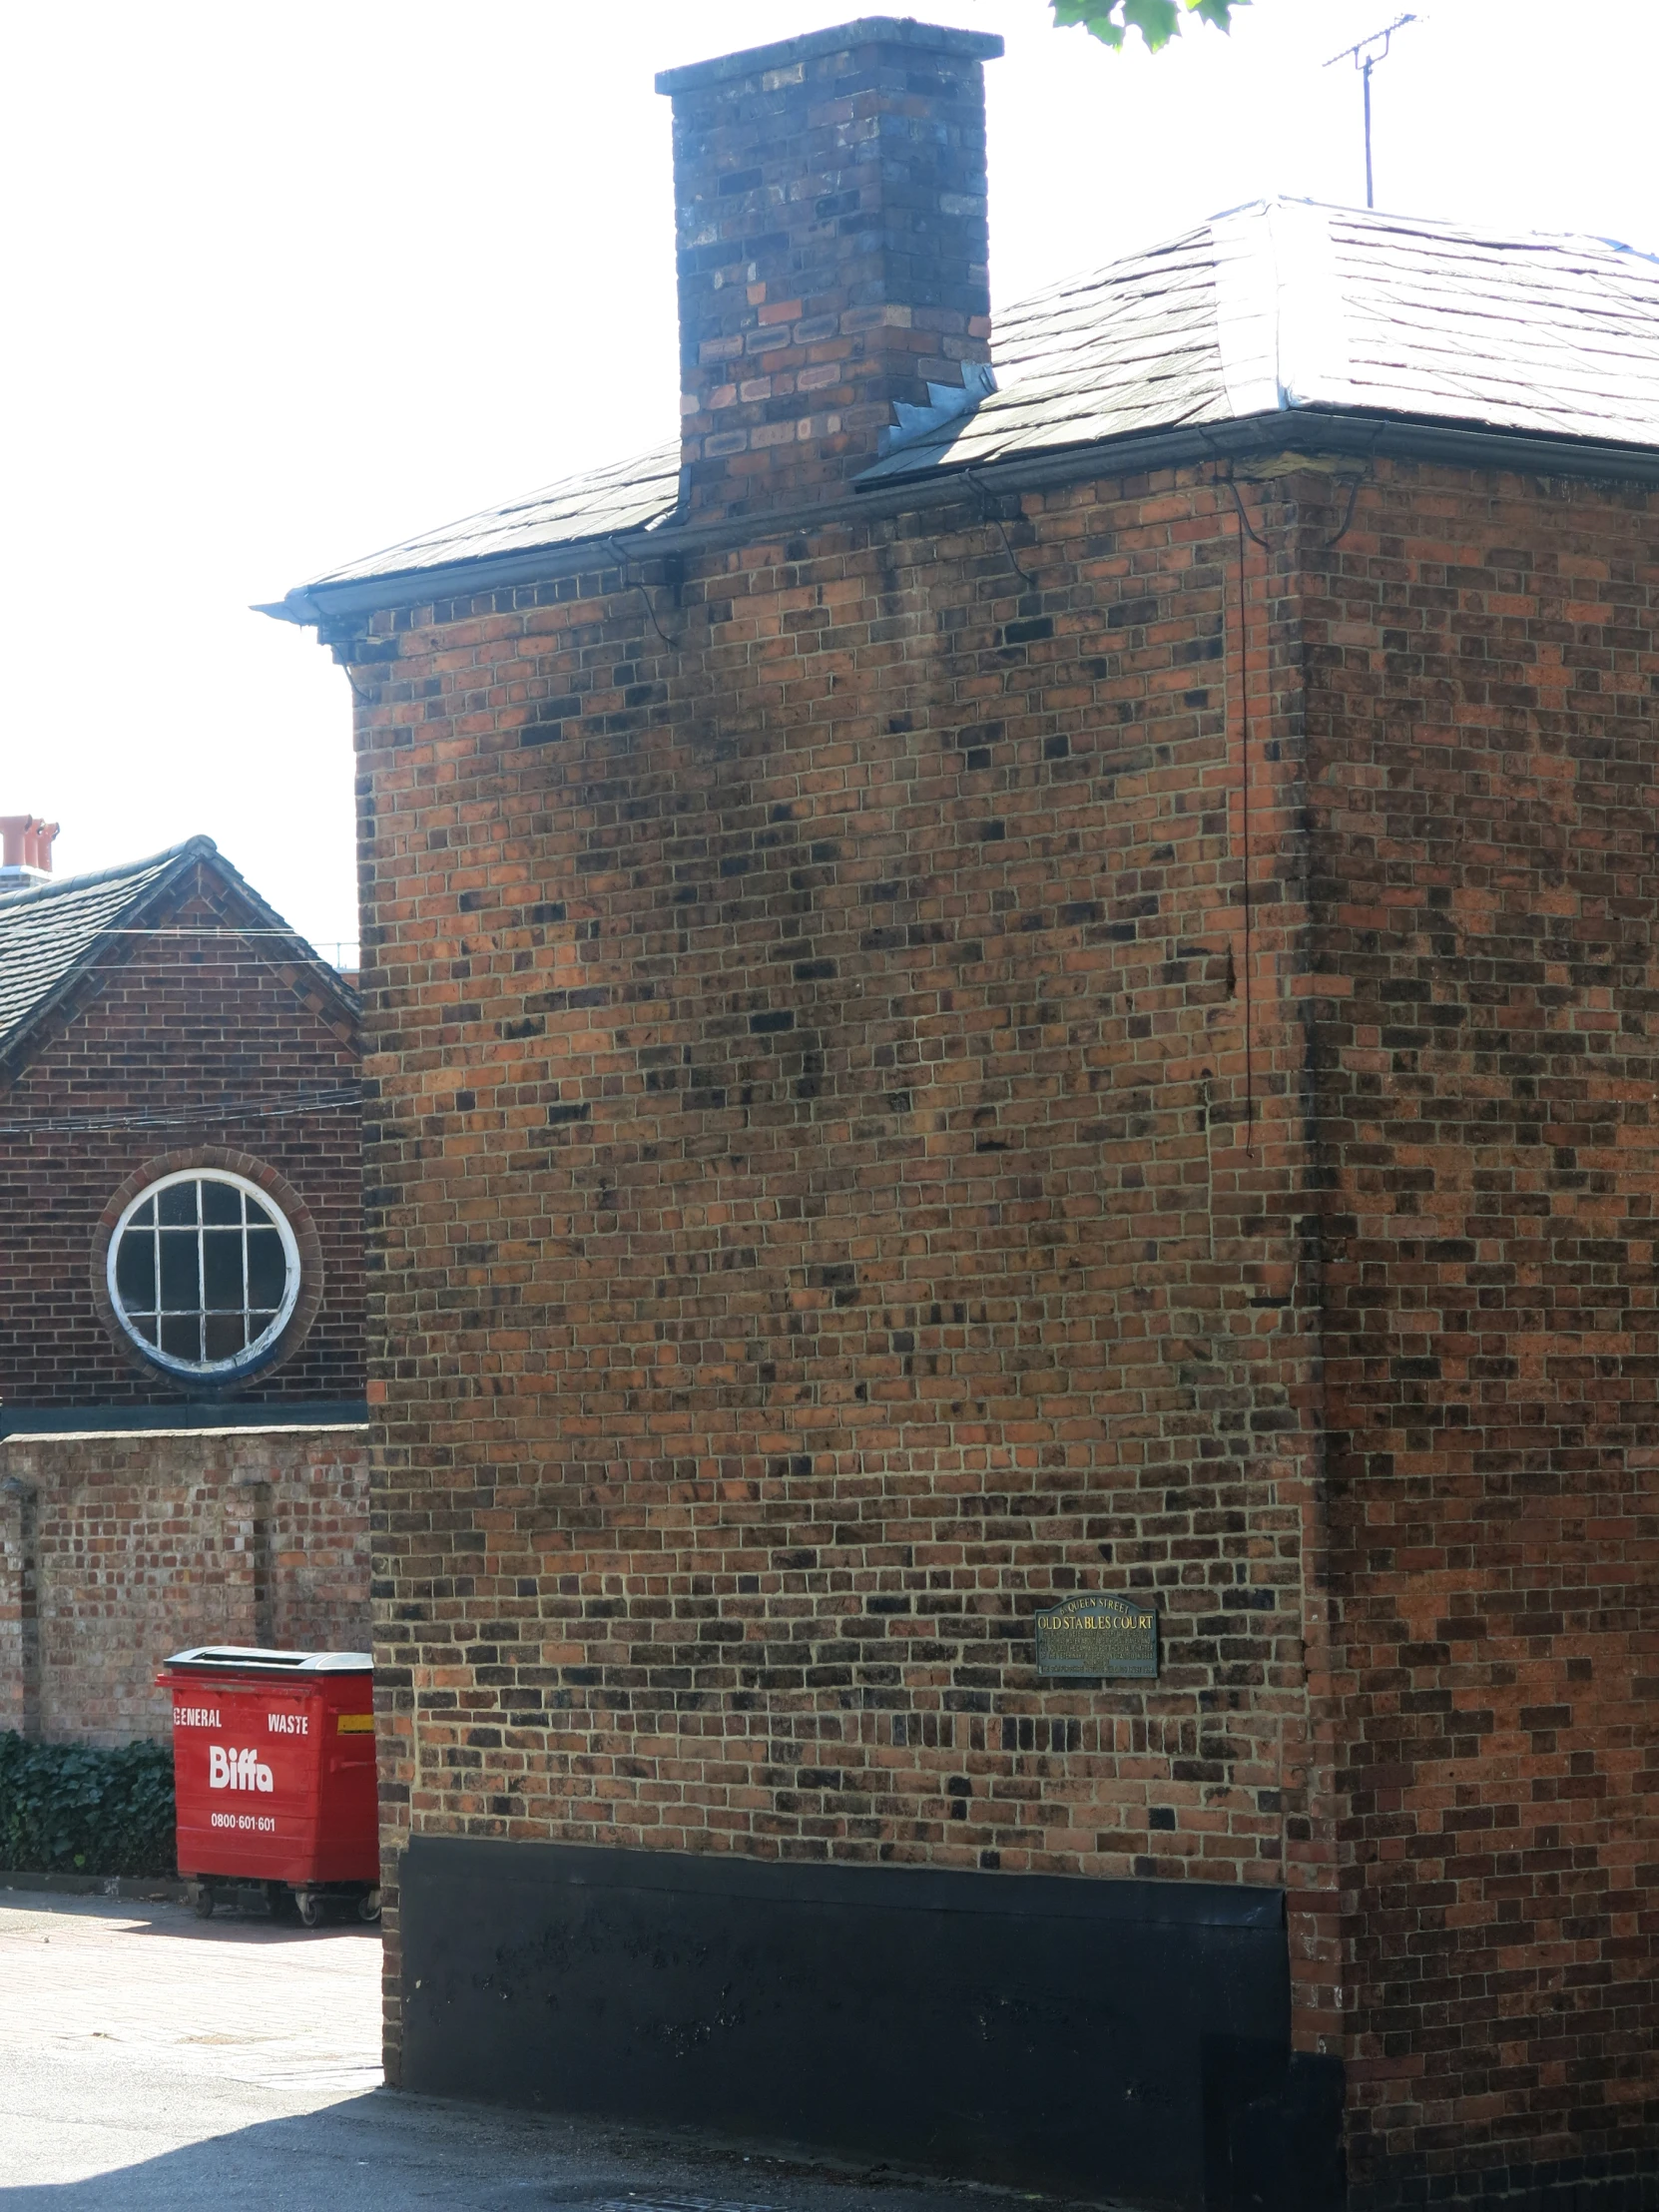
[1034,1594,1159,1679]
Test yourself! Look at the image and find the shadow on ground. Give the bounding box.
[102,1906,381,1948]
[0,2087,1060,2212]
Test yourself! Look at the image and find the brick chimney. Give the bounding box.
[0,816,59,888]
[657,17,1003,524]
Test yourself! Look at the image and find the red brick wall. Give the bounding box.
[1303,460,1659,2206]
[0,854,363,1404]
[344,449,1659,2199]
[0,1478,36,1737]
[0,1427,370,1745]
[348,470,1328,2088]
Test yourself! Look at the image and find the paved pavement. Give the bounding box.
[0,1893,1069,2210]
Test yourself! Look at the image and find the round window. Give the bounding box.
[107,1169,301,1378]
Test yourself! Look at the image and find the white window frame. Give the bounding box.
[107,1167,301,1380]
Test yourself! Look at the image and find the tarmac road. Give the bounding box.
[0,1893,1074,2211]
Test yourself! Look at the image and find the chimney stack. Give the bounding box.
[657,18,1003,524]
[0,816,59,887]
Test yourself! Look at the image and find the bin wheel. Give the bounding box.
[192,1886,216,1921]
[295,1892,321,1928]
[357,1890,382,1924]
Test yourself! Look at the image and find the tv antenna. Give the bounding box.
[1326,14,1420,211]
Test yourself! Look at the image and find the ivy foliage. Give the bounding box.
[0,1734,177,1877]
[1051,0,1245,52]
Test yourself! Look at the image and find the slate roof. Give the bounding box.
[296,440,682,595]
[273,199,1659,604]
[0,836,353,1066]
[0,842,200,1055]
[862,200,1659,480]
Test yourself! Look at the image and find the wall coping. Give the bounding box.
[0,1399,369,1440]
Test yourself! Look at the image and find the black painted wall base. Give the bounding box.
[400,1837,1342,2211]
[1356,2151,1658,2212]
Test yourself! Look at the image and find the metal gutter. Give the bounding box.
[259,407,1659,638]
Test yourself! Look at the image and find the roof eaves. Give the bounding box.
[254,509,677,633]
[253,417,1289,631]
[256,502,684,635]
[259,441,685,625]
[261,406,1659,636]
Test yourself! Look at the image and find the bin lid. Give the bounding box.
[160,1645,372,1675]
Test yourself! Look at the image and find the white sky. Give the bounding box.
[2,0,1654,962]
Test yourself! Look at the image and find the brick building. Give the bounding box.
[0,833,369,1744]
[265,21,1659,2211]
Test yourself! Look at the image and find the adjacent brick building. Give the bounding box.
[0,835,369,1743]
[266,22,1659,2211]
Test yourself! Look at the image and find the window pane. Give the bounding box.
[117,1174,296,1370]
[115,1230,157,1313]
[158,1182,198,1227]
[159,1230,199,1311]
[201,1179,241,1225]
[161,1314,200,1362]
[247,1229,286,1309]
[205,1313,247,1362]
[202,1231,244,1312]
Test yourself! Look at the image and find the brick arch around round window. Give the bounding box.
[90,1146,326,1393]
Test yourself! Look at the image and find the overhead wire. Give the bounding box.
[68,925,359,964]
[962,468,1037,590]
[605,535,682,649]
[0,1083,360,1139]
[0,925,363,1130]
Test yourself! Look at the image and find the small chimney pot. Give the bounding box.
[0,816,60,885]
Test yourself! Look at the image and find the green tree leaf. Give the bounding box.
[1050,0,1246,53]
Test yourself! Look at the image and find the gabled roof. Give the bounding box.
[0,835,355,1070]
[265,199,1659,613]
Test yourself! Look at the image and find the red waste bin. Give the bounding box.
[156,1645,379,1926]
